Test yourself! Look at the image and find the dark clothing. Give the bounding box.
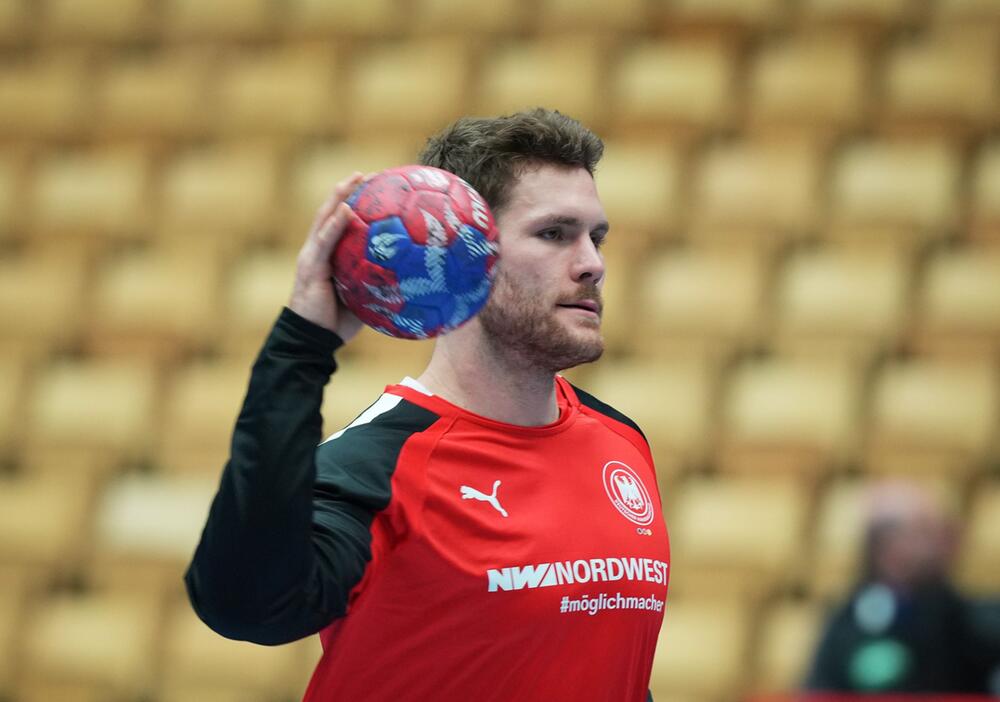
[805,581,1000,694]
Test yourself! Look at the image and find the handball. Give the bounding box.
[330,165,500,339]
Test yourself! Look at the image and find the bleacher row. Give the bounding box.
[2,27,999,138]
[2,1,1000,701]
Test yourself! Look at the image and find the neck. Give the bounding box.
[416,322,560,426]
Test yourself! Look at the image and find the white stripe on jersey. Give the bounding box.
[321,393,403,444]
[399,375,434,396]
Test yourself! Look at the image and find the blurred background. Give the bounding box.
[1,0,999,701]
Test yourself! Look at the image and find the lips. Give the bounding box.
[557,299,602,314]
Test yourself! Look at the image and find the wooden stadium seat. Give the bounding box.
[748,33,866,132]
[96,49,212,137]
[800,0,918,24]
[690,139,822,236]
[31,147,150,239]
[25,357,158,465]
[865,358,998,475]
[18,591,160,702]
[158,359,252,472]
[882,30,999,129]
[612,40,736,136]
[0,54,88,137]
[411,0,522,34]
[957,480,1000,595]
[913,245,1000,354]
[331,324,434,371]
[159,598,314,702]
[637,245,767,358]
[40,0,153,41]
[808,475,957,600]
[16,452,114,487]
[594,140,682,243]
[160,144,280,239]
[829,139,960,237]
[0,351,29,454]
[0,474,94,585]
[218,46,340,135]
[86,242,222,359]
[0,245,88,354]
[536,0,646,33]
[220,246,298,358]
[594,247,639,353]
[772,244,909,358]
[347,41,470,137]
[751,599,825,693]
[162,0,274,40]
[285,0,401,36]
[586,358,717,478]
[287,139,417,241]
[971,140,1000,238]
[660,0,784,28]
[716,357,862,476]
[649,597,752,700]
[938,0,1000,22]
[0,569,29,697]
[87,474,217,595]
[668,475,809,600]
[0,0,30,45]
[477,40,605,131]
[0,148,27,239]
[809,478,868,599]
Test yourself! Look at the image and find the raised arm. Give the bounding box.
[185,174,373,644]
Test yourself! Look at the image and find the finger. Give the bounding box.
[309,172,365,233]
[315,202,355,259]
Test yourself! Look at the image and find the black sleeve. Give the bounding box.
[184,308,373,645]
[571,382,648,444]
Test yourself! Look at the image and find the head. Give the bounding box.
[861,481,956,591]
[419,108,608,372]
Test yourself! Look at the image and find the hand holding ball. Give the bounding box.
[330,166,500,340]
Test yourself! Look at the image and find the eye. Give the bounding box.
[538,228,563,241]
[591,231,608,249]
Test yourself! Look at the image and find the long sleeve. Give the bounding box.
[184,307,373,645]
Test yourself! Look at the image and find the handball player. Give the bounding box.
[185,108,669,702]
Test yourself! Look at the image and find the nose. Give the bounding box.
[572,236,605,285]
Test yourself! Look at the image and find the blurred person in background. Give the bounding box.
[805,481,1000,695]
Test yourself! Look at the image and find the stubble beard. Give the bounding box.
[477,269,605,373]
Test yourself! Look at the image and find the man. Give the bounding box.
[805,481,1000,694]
[185,108,670,701]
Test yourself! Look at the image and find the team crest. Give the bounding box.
[602,461,655,526]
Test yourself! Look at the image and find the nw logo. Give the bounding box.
[460,480,508,518]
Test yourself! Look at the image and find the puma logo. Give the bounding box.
[460,480,508,518]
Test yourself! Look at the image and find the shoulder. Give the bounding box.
[317,393,442,472]
[568,382,648,444]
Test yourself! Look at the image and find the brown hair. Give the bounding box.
[418,107,604,215]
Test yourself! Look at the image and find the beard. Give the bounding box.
[477,268,605,373]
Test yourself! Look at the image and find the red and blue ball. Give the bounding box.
[331,165,500,339]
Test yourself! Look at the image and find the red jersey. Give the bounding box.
[186,309,669,702]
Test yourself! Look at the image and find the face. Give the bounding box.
[477,163,609,372]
